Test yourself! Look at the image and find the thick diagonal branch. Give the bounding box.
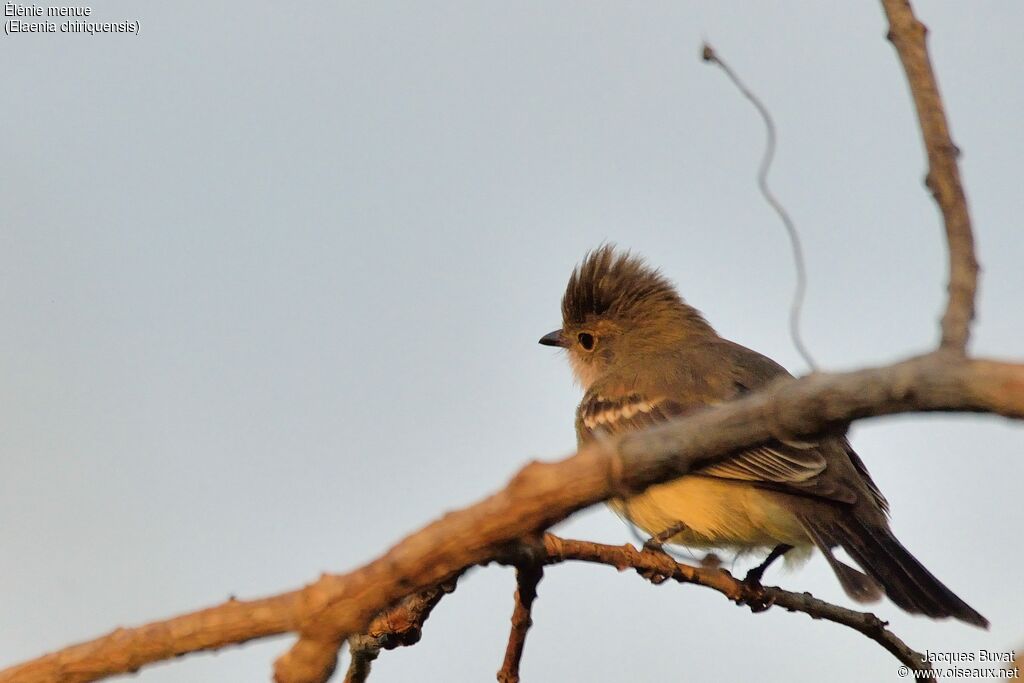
[881,0,979,352]
[2,355,1021,683]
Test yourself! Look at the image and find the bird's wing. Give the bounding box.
[840,437,890,513]
[722,338,884,509]
[576,390,857,505]
[576,392,683,440]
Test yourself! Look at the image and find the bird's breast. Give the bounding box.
[609,475,811,551]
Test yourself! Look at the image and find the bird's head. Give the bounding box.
[538,245,714,388]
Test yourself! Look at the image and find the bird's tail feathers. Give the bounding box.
[798,513,988,628]
[802,520,883,603]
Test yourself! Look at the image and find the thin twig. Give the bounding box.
[496,564,544,683]
[542,535,933,674]
[702,42,817,372]
[880,0,979,353]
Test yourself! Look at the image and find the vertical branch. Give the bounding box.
[881,0,979,353]
[496,564,544,683]
[342,635,379,683]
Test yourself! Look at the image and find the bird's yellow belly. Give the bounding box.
[609,475,811,552]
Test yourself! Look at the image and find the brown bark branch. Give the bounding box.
[881,0,979,353]
[496,563,544,683]
[341,636,377,683]
[340,578,458,683]
[542,535,934,674]
[2,354,1020,683]
[0,592,308,683]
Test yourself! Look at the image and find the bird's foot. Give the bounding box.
[636,522,687,584]
[742,543,792,589]
[743,565,767,587]
[739,587,776,613]
[642,522,687,553]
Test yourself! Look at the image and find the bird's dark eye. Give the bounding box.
[577,332,596,351]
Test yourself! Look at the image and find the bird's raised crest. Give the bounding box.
[562,245,703,328]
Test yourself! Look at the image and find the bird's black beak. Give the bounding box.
[538,329,569,348]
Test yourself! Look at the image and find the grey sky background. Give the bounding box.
[2,2,1022,681]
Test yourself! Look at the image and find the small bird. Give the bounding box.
[539,245,986,627]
